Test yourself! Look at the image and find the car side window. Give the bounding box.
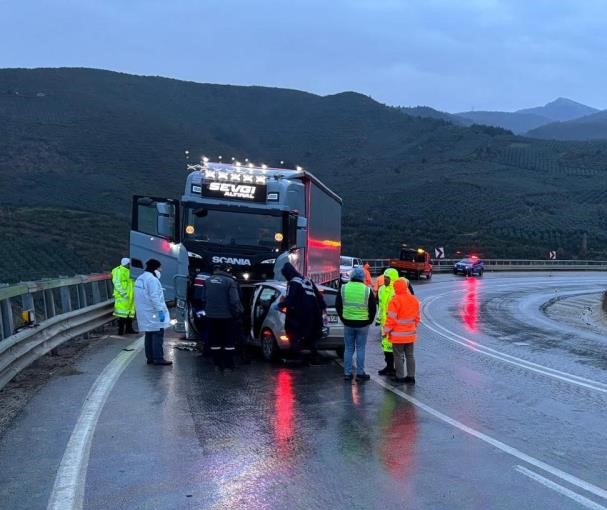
[255,287,280,319]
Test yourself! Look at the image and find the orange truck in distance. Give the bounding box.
[389,246,432,280]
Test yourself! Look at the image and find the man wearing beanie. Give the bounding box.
[134,259,172,365]
[336,266,377,381]
[111,257,136,335]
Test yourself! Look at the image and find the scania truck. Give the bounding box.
[129,160,342,334]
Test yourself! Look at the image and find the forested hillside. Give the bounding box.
[1,68,607,282]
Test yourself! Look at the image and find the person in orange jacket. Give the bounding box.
[384,278,421,384]
[363,262,373,287]
[373,273,384,295]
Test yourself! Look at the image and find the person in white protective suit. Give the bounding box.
[134,259,172,365]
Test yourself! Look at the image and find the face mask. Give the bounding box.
[154,270,161,278]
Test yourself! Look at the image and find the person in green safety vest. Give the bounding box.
[336,267,377,381]
[377,267,399,376]
[112,257,136,335]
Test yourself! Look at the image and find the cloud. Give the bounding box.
[0,0,605,111]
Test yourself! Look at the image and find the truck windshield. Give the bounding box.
[183,207,284,250]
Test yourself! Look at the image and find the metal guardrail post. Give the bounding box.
[45,289,56,319]
[92,281,101,304]
[60,286,72,314]
[1,300,14,340]
[78,284,87,309]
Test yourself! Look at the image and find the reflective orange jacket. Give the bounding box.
[363,263,373,287]
[384,279,421,344]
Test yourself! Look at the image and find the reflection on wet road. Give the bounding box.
[0,272,606,509]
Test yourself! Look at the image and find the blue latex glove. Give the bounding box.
[159,311,166,322]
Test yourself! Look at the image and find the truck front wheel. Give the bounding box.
[426,271,432,280]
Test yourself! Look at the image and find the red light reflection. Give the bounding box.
[379,400,418,481]
[461,277,479,333]
[274,370,295,453]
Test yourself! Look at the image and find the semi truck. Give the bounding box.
[389,246,433,280]
[129,160,342,335]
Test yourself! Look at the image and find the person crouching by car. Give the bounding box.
[134,259,172,366]
[279,262,326,364]
[336,267,377,382]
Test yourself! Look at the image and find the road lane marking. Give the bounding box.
[368,372,607,502]
[422,293,607,394]
[515,465,607,510]
[47,337,144,510]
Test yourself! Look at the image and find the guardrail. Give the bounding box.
[0,274,114,390]
[364,259,607,276]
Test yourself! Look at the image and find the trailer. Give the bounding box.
[129,160,342,335]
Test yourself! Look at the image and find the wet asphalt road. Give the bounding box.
[1,272,607,509]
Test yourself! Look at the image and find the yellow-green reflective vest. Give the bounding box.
[341,281,370,321]
[112,265,135,318]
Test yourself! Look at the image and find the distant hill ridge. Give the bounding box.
[454,97,600,135]
[1,67,607,282]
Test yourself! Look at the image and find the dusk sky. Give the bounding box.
[2,0,605,112]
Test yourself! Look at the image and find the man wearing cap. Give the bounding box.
[336,266,377,381]
[112,257,136,335]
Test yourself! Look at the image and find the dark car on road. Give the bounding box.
[453,256,484,276]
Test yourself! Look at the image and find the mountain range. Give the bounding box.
[1,68,607,282]
[405,98,606,139]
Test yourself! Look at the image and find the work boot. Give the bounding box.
[356,373,371,381]
[124,318,137,334]
[378,352,395,375]
[391,376,407,384]
[403,376,416,385]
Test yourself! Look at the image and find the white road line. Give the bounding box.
[421,294,607,393]
[47,337,144,510]
[515,465,607,510]
[369,373,607,501]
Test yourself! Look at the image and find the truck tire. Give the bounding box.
[261,330,280,362]
[426,271,432,280]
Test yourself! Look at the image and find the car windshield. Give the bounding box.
[340,257,353,267]
[184,207,284,249]
[459,258,476,264]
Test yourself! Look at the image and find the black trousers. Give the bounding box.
[208,318,236,369]
[117,317,135,335]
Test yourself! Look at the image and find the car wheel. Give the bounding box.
[479,268,484,277]
[426,271,432,280]
[466,269,472,277]
[261,330,280,362]
[453,269,457,275]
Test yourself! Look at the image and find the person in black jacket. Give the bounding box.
[336,267,377,381]
[279,262,326,363]
[204,265,244,371]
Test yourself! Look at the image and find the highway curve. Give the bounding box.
[1,272,606,510]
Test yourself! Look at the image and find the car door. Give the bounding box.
[252,285,281,339]
[130,195,188,301]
